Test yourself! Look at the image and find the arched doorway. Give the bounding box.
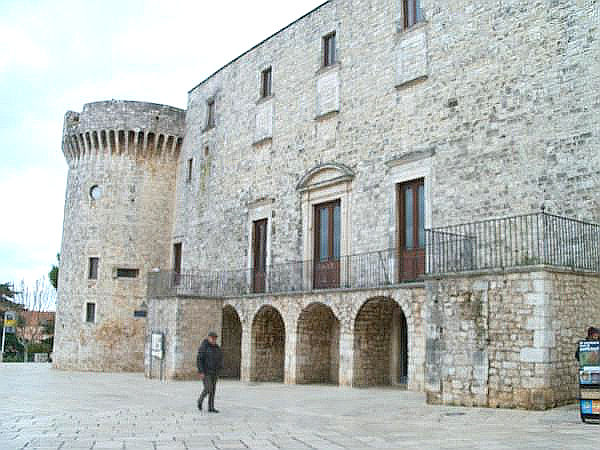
[353,297,408,387]
[296,303,340,384]
[251,305,285,382]
[221,305,242,379]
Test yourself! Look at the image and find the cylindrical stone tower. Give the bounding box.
[53,100,185,371]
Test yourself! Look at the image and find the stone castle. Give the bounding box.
[54,0,600,409]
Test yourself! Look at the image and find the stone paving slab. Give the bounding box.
[1,364,600,450]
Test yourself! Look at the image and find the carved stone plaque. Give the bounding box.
[316,70,340,116]
[255,100,273,143]
[397,30,428,87]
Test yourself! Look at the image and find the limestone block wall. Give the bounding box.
[145,297,223,380]
[425,268,600,410]
[171,0,599,280]
[296,303,340,384]
[145,297,178,379]
[54,100,185,372]
[548,271,600,405]
[251,306,286,382]
[353,297,407,387]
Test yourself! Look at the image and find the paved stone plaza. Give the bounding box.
[1,364,598,450]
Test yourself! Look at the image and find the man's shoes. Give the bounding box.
[197,399,203,411]
[208,409,219,413]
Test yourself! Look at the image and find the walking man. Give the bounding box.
[197,331,223,413]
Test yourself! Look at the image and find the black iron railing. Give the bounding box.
[147,213,600,298]
[147,248,424,298]
[426,212,600,274]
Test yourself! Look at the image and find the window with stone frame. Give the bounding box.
[402,0,422,29]
[88,257,99,280]
[85,302,96,323]
[322,32,336,67]
[186,158,193,183]
[206,99,216,129]
[261,67,272,98]
[116,268,139,278]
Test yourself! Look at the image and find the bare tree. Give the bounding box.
[13,277,56,362]
[14,277,55,312]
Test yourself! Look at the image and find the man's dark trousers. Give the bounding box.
[199,374,217,410]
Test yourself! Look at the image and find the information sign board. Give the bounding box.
[151,332,164,360]
[3,311,16,334]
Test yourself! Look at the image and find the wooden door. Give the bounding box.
[314,201,341,289]
[252,219,268,293]
[398,179,425,281]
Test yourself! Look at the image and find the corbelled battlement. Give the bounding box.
[62,100,186,164]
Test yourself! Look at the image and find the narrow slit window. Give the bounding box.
[88,257,99,280]
[187,158,193,183]
[116,268,139,278]
[323,32,336,67]
[206,99,215,129]
[85,303,96,323]
[261,67,272,98]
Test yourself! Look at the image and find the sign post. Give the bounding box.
[1,311,17,363]
[150,332,164,380]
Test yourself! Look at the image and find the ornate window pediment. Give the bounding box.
[296,163,355,192]
[298,163,355,290]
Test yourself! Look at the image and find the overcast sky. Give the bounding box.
[0,0,327,291]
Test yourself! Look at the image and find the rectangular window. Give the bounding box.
[85,303,96,323]
[323,32,336,67]
[261,67,272,98]
[88,257,99,280]
[173,243,182,273]
[116,268,139,278]
[173,243,182,286]
[402,0,421,29]
[206,99,215,129]
[187,158,193,183]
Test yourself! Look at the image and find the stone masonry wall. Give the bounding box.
[251,306,286,382]
[173,0,600,281]
[145,297,223,380]
[145,297,178,379]
[221,305,242,378]
[548,271,600,405]
[353,297,404,387]
[425,268,600,410]
[55,101,185,372]
[296,303,340,384]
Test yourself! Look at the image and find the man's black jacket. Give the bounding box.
[196,339,224,375]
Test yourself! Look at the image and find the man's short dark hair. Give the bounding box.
[208,331,218,337]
